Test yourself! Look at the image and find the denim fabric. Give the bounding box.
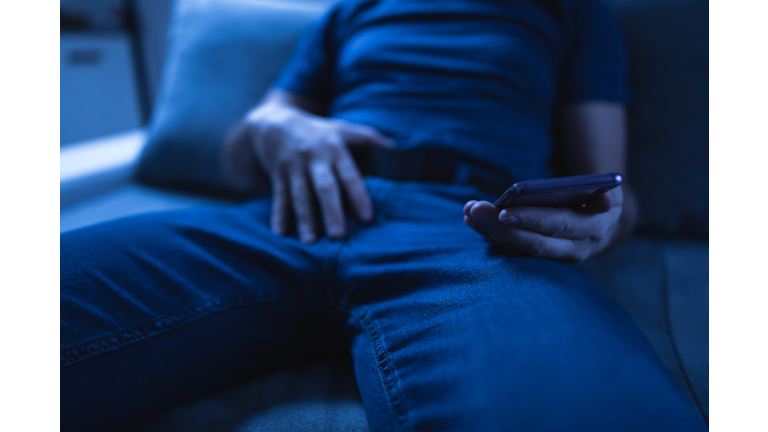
[61,177,706,431]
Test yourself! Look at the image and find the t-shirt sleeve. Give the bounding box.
[271,5,342,108]
[559,0,631,103]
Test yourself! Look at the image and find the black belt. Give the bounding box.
[350,146,514,197]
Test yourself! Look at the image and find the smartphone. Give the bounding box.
[493,173,623,208]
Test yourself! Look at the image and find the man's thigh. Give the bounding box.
[60,197,347,431]
[339,182,706,431]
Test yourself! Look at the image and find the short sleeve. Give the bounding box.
[559,0,631,103]
[272,5,342,108]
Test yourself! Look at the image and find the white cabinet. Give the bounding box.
[60,32,142,145]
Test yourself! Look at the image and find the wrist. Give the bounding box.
[220,122,267,193]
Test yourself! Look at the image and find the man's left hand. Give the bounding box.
[463,186,623,262]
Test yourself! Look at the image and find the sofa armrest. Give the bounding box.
[60,129,148,209]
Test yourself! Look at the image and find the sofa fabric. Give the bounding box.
[132,360,370,432]
[60,183,236,233]
[608,0,709,238]
[664,242,709,418]
[574,239,709,421]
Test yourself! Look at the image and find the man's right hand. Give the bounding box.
[243,100,393,243]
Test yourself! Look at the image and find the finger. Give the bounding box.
[501,227,582,261]
[334,150,374,222]
[586,186,622,214]
[466,202,519,250]
[464,215,495,243]
[464,200,478,217]
[585,192,612,214]
[496,204,604,239]
[336,121,394,147]
[270,175,289,235]
[469,201,502,227]
[464,215,515,249]
[288,167,316,244]
[309,159,346,239]
[467,202,581,259]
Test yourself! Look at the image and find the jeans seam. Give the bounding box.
[60,293,316,368]
[353,307,410,431]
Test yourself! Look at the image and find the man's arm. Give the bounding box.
[559,101,638,250]
[463,102,637,262]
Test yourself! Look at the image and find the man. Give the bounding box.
[60,0,707,430]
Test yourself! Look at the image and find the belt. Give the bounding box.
[350,146,514,198]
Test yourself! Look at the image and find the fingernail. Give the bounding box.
[360,206,373,221]
[327,224,343,237]
[499,210,519,225]
[299,226,315,243]
[473,209,490,223]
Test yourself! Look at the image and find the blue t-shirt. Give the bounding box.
[274,0,630,182]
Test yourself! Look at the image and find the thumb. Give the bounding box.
[335,120,394,148]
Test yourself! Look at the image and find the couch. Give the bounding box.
[60,0,708,429]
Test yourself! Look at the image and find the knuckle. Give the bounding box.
[299,142,331,160]
[297,145,319,159]
[290,185,310,202]
[526,214,543,231]
[337,166,361,184]
[499,224,514,237]
[315,180,335,195]
[551,219,571,237]
[325,134,344,148]
[337,162,360,181]
[311,169,336,193]
[526,239,550,257]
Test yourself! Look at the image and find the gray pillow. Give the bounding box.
[608,0,708,238]
[136,0,331,195]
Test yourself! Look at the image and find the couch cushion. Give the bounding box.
[573,238,709,421]
[606,0,709,238]
[131,360,369,432]
[136,0,333,194]
[572,239,685,398]
[665,242,709,420]
[60,183,235,233]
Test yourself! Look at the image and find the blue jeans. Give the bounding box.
[61,177,705,431]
